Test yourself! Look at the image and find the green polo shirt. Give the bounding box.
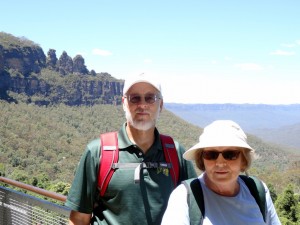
[65,123,196,225]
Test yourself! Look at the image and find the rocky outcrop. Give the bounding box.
[0,32,124,106]
[1,43,46,76]
[45,49,89,75]
[73,55,89,75]
[58,51,73,75]
[46,49,58,70]
[0,32,91,77]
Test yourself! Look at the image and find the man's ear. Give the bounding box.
[159,99,163,113]
[122,96,126,111]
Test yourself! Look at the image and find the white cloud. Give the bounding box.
[234,63,262,71]
[281,43,296,48]
[296,40,300,45]
[92,48,112,56]
[162,76,300,104]
[270,50,295,56]
[144,59,152,64]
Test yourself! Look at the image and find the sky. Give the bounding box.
[1,0,300,104]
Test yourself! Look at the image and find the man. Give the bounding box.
[65,73,196,225]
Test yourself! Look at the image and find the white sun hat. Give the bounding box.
[123,73,162,95]
[183,120,254,161]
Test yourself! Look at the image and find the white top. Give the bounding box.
[161,173,281,225]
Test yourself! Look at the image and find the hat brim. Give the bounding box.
[183,143,203,161]
[183,142,254,161]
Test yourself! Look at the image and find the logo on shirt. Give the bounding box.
[157,167,169,177]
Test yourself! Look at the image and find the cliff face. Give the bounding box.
[0,33,46,75]
[0,32,124,105]
[3,45,46,75]
[0,74,123,105]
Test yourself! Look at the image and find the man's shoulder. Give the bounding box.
[160,134,184,151]
[86,137,101,152]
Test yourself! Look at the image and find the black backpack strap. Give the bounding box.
[240,175,266,222]
[190,178,205,216]
[182,178,204,225]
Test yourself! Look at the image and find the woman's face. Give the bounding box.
[203,146,244,188]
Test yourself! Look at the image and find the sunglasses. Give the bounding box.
[124,94,161,104]
[202,150,241,160]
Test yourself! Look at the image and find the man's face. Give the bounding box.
[122,82,163,131]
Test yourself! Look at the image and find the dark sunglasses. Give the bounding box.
[124,94,161,104]
[202,150,241,160]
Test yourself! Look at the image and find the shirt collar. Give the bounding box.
[118,122,163,151]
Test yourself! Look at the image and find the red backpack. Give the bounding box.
[97,131,180,196]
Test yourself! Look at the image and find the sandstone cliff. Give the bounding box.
[0,32,124,105]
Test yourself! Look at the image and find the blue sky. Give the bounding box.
[1,0,300,104]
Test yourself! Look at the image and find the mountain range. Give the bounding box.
[164,103,300,149]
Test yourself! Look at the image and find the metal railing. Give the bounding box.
[0,176,70,225]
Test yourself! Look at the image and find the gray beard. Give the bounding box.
[125,109,160,131]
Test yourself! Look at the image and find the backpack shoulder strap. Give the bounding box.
[190,178,205,216]
[98,131,119,197]
[240,175,266,222]
[160,134,179,186]
[182,178,204,225]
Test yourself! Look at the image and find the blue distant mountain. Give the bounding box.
[164,103,300,148]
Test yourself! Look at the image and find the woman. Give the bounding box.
[162,120,281,225]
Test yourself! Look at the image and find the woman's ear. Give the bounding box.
[240,157,248,172]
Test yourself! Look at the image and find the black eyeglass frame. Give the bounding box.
[124,93,161,104]
[202,150,241,161]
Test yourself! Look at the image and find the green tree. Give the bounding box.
[0,163,5,176]
[275,184,299,224]
[268,183,277,202]
[50,182,71,196]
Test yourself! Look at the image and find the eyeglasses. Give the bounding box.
[124,94,161,104]
[202,150,241,161]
